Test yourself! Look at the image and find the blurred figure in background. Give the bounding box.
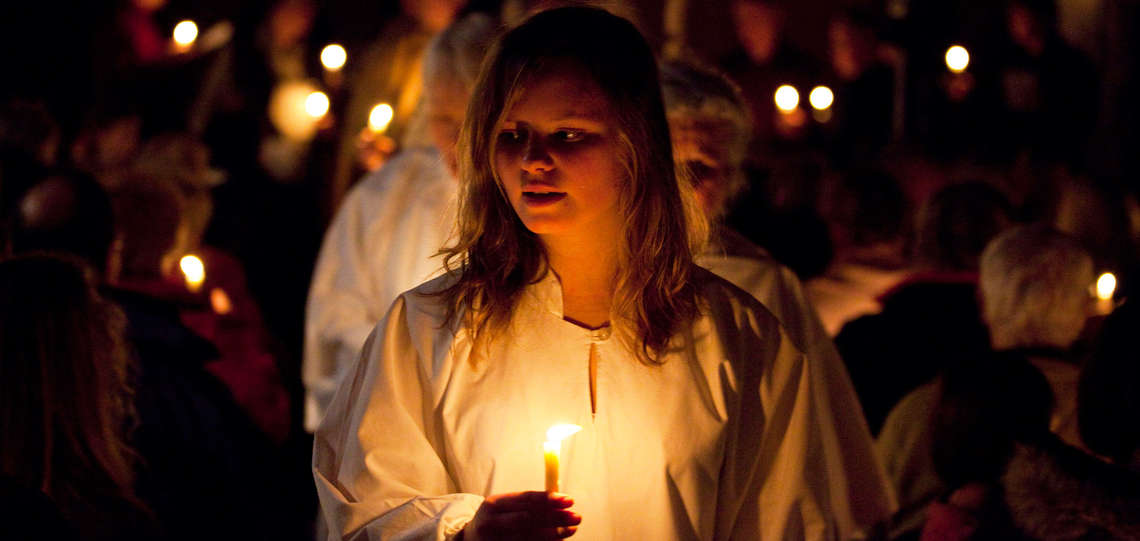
[825,8,896,163]
[997,301,1140,540]
[809,167,911,336]
[661,58,896,538]
[327,0,468,216]
[131,133,291,443]
[0,254,159,541]
[997,0,1098,168]
[837,181,1012,435]
[877,224,1096,539]
[11,169,299,540]
[303,13,497,432]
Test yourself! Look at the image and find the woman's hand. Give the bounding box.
[460,491,580,540]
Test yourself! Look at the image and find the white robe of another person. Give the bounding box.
[303,148,456,432]
[314,268,888,540]
[698,228,897,537]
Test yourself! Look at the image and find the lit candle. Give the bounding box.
[172,20,198,53]
[543,424,581,493]
[1095,272,1116,315]
[945,45,969,74]
[180,254,205,293]
[774,85,800,113]
[368,103,394,134]
[320,44,347,72]
[305,91,330,119]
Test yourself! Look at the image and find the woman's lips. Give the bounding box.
[522,192,567,206]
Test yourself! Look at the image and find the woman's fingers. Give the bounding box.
[484,491,573,511]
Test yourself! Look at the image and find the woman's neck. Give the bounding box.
[543,234,619,330]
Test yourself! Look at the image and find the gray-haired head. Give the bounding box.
[422,13,499,97]
[659,60,752,219]
[980,223,1093,350]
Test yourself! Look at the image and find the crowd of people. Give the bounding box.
[1,0,1138,540]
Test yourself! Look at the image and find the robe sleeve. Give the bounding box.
[713,303,845,541]
[313,295,482,541]
[303,181,391,432]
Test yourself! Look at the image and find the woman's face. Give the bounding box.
[494,65,625,242]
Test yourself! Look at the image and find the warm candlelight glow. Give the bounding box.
[1096,272,1116,301]
[305,91,330,118]
[173,20,199,47]
[210,287,233,315]
[809,86,834,110]
[774,85,800,112]
[321,44,347,71]
[180,254,205,292]
[368,103,394,133]
[945,45,970,73]
[543,424,581,493]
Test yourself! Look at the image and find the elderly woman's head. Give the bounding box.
[420,13,498,176]
[980,224,1094,350]
[660,61,752,220]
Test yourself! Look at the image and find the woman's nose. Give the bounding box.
[521,136,554,173]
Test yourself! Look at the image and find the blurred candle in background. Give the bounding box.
[320,44,347,72]
[809,85,834,123]
[945,45,970,74]
[368,103,394,134]
[180,254,205,293]
[305,91,330,119]
[774,85,800,113]
[172,20,198,53]
[1095,272,1117,315]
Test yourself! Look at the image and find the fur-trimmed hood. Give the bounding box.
[1002,439,1140,540]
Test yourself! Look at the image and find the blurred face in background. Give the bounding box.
[732,0,784,63]
[670,118,736,219]
[424,75,470,178]
[401,0,467,32]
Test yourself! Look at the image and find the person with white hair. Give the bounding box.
[876,223,1096,539]
[660,59,896,538]
[302,13,498,432]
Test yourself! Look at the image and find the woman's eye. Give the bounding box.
[555,130,585,142]
[498,130,523,144]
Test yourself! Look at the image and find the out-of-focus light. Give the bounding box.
[173,20,199,47]
[180,254,205,292]
[809,86,834,110]
[945,45,970,73]
[305,91,330,118]
[774,85,800,112]
[210,287,233,315]
[320,44,347,71]
[1096,272,1117,300]
[368,103,394,133]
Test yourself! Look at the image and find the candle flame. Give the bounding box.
[321,44,347,71]
[305,91,330,118]
[809,86,834,110]
[774,85,799,112]
[546,424,581,442]
[173,20,199,46]
[369,103,394,133]
[180,254,205,290]
[1096,272,1116,300]
[945,45,970,73]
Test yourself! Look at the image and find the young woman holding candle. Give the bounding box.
[314,7,885,540]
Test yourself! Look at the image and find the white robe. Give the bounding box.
[314,268,887,540]
[303,148,457,432]
[698,235,897,538]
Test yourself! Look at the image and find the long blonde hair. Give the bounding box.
[435,6,706,363]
